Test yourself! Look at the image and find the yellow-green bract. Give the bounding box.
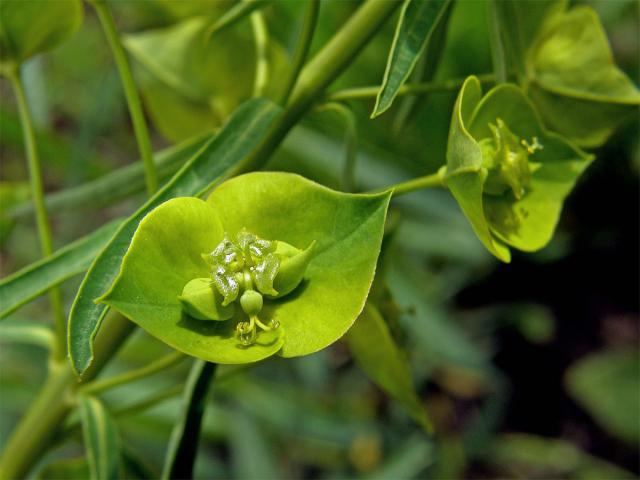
[444,76,593,263]
[99,172,391,364]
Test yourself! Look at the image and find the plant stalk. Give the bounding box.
[91,0,158,196]
[384,170,445,197]
[9,68,67,361]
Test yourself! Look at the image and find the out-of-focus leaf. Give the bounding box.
[5,133,210,221]
[124,16,288,142]
[229,407,280,480]
[78,395,121,480]
[488,433,636,479]
[0,181,29,244]
[37,457,90,480]
[0,319,54,350]
[68,98,281,377]
[372,0,451,117]
[347,303,430,431]
[206,0,272,37]
[366,434,435,480]
[565,348,640,444]
[0,219,120,319]
[0,0,83,69]
[161,360,216,480]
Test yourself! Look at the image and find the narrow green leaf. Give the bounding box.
[78,395,120,480]
[68,98,281,376]
[0,319,54,350]
[5,133,209,221]
[161,360,216,480]
[0,0,83,69]
[371,0,451,117]
[347,303,431,432]
[0,220,120,319]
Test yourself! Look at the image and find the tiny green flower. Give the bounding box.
[444,76,593,262]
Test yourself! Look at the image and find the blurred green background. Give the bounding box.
[0,1,638,478]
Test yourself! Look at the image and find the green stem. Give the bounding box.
[80,351,186,395]
[327,73,495,102]
[278,0,320,105]
[250,10,269,97]
[381,169,446,197]
[206,0,271,39]
[91,0,158,196]
[8,68,66,361]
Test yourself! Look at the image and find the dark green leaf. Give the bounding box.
[78,395,120,480]
[0,220,121,319]
[161,360,216,480]
[372,0,451,117]
[37,457,90,480]
[68,98,281,376]
[347,303,430,431]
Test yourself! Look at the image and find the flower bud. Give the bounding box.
[269,240,315,298]
[179,278,234,321]
[240,289,263,316]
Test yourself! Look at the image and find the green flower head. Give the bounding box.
[443,76,593,263]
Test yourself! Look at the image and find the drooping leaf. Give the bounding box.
[100,172,391,363]
[347,303,430,431]
[565,348,640,445]
[68,98,281,376]
[78,395,121,480]
[526,6,640,147]
[124,15,288,142]
[372,0,451,117]
[0,319,54,350]
[0,219,120,319]
[161,360,216,480]
[444,76,593,262]
[5,133,209,221]
[0,0,83,70]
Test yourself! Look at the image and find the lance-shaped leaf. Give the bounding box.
[99,172,391,363]
[78,395,120,480]
[0,219,120,319]
[124,15,288,142]
[346,303,430,432]
[0,0,83,71]
[372,0,451,117]
[68,98,281,376]
[526,6,640,147]
[444,76,593,262]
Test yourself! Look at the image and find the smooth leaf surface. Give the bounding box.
[0,319,54,350]
[69,98,281,376]
[0,220,120,319]
[208,172,392,358]
[372,0,451,117]
[565,348,640,445]
[37,458,91,480]
[101,172,390,363]
[161,360,216,480]
[78,395,120,480]
[124,16,288,142]
[0,0,83,69]
[347,303,430,431]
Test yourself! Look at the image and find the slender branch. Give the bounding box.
[278,0,320,105]
[376,169,446,197]
[327,73,495,102]
[91,0,158,196]
[250,11,269,97]
[206,0,271,39]
[80,351,186,395]
[8,68,66,361]
[315,102,358,192]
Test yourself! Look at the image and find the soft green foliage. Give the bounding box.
[124,16,287,142]
[0,220,120,319]
[444,76,593,262]
[372,0,451,117]
[0,0,83,71]
[347,303,430,431]
[526,6,640,147]
[565,348,640,445]
[100,172,391,363]
[68,98,280,375]
[0,319,54,350]
[78,395,120,480]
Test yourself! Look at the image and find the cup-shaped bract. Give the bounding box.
[444,76,593,263]
[0,0,83,73]
[99,173,391,364]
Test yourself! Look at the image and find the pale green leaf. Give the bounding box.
[78,395,120,480]
[68,98,281,376]
[347,303,430,431]
[372,0,451,117]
